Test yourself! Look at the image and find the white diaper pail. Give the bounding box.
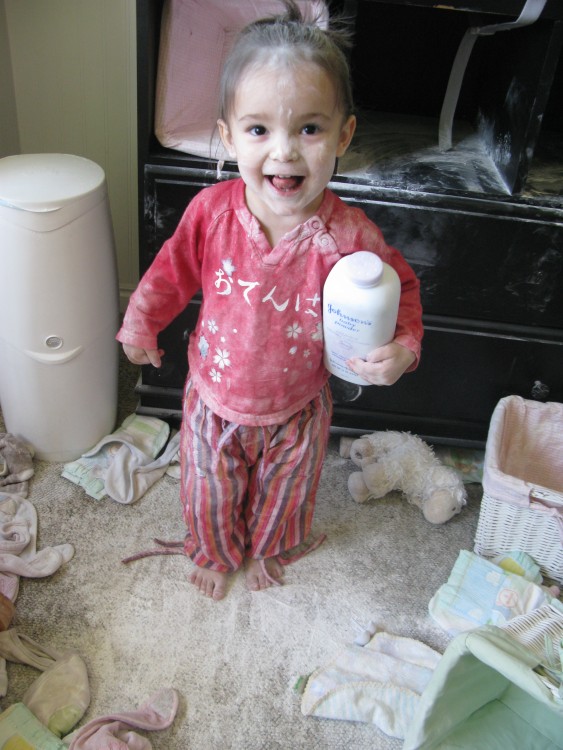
[0,153,119,461]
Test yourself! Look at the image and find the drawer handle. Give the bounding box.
[531,380,550,401]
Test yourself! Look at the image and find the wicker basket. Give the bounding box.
[474,396,563,584]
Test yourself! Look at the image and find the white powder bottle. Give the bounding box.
[323,251,400,385]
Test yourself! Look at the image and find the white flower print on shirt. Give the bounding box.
[213,347,231,369]
[210,368,222,383]
[311,322,323,341]
[208,319,218,334]
[286,322,302,339]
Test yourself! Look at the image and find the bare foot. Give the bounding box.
[245,557,284,591]
[189,567,229,601]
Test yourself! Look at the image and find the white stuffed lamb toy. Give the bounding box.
[343,431,467,524]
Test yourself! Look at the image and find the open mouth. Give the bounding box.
[267,175,304,191]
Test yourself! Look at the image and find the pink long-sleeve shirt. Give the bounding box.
[117,178,423,426]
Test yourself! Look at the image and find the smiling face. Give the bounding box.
[218,61,356,245]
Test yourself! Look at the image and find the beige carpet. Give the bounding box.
[0,355,482,749]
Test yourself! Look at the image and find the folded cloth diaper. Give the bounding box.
[62,415,171,503]
[0,629,90,737]
[0,433,34,497]
[65,687,179,749]
[433,445,484,484]
[428,549,556,636]
[492,550,543,584]
[300,631,441,739]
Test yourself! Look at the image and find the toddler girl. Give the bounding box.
[117,1,423,600]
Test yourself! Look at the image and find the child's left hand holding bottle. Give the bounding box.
[347,341,415,386]
[122,344,164,368]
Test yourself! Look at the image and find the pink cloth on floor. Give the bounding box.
[0,434,34,497]
[0,494,74,602]
[68,688,179,750]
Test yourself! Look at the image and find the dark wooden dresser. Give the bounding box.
[135,0,563,447]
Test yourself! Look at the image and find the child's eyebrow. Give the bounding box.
[300,112,332,121]
[237,111,332,123]
[238,114,267,122]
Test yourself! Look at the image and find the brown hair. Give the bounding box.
[218,1,354,123]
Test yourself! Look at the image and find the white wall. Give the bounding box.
[0,1,20,157]
[2,0,139,306]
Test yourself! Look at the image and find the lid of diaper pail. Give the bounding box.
[0,153,105,213]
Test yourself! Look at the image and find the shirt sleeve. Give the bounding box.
[388,244,423,371]
[338,204,424,371]
[116,198,205,351]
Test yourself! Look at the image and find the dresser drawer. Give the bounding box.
[331,318,563,445]
[344,193,563,330]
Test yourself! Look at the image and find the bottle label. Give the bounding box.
[324,303,373,342]
[323,305,374,385]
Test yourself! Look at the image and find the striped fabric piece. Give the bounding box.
[180,379,331,572]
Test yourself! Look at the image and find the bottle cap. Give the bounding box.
[343,251,383,287]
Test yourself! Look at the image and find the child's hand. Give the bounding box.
[346,342,415,386]
[122,344,164,368]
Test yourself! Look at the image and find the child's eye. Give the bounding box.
[302,124,320,135]
[249,125,267,136]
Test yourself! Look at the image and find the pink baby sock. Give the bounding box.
[0,545,74,578]
[0,494,74,581]
[67,688,179,749]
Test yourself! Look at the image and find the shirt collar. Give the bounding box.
[234,179,334,245]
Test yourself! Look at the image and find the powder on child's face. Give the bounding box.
[218,61,355,243]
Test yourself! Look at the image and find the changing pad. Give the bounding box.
[155,0,329,160]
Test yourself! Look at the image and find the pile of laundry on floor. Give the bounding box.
[297,547,563,747]
[61,415,181,504]
[0,425,181,748]
[2,406,563,748]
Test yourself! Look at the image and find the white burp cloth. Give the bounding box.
[301,631,441,739]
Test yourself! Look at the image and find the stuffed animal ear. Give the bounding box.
[350,438,375,467]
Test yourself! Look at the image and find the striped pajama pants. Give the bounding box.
[180,379,332,572]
